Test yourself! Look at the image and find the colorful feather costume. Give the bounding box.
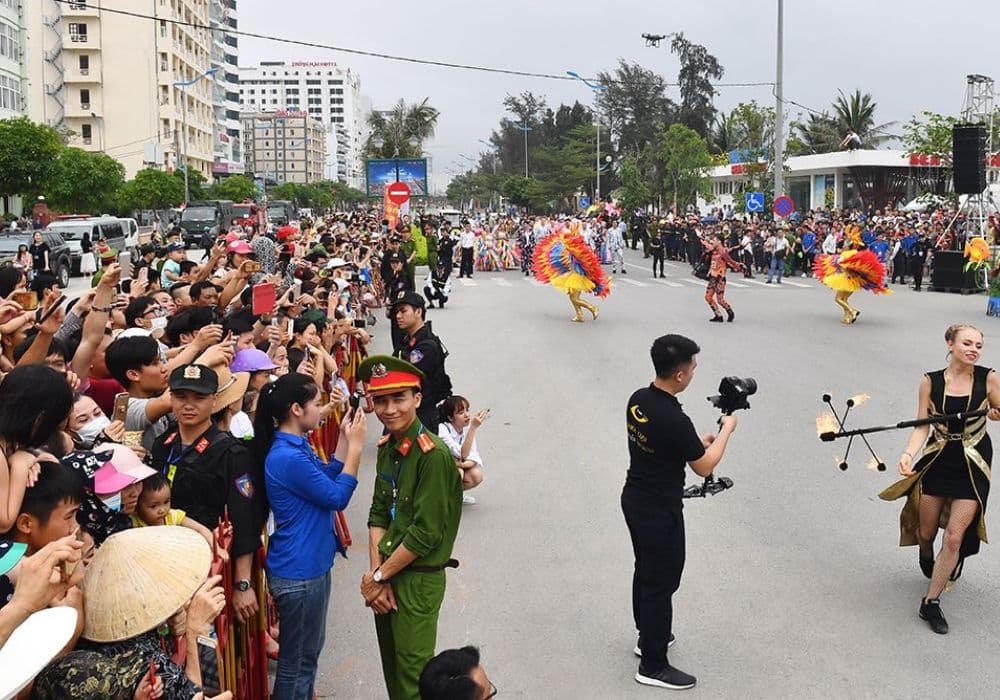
[532,229,611,322]
[813,248,889,324]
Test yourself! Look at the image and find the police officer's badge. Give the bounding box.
[235,473,254,498]
[409,349,424,363]
[397,291,406,300]
[183,365,201,379]
[372,363,388,378]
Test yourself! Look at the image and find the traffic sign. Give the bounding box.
[579,195,591,209]
[773,195,794,218]
[386,181,411,205]
[745,192,765,213]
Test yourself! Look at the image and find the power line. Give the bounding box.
[51,0,774,89]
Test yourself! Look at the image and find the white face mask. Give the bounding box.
[150,316,168,331]
[77,415,111,445]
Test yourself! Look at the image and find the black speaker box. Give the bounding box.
[930,250,982,293]
[953,124,986,195]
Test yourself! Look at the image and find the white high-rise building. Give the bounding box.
[0,0,25,121]
[208,0,243,177]
[24,0,231,185]
[238,61,365,188]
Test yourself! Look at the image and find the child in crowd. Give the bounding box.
[132,472,219,552]
[438,395,488,505]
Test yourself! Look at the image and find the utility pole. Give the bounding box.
[773,0,785,203]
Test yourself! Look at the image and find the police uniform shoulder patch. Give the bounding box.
[377,434,390,447]
[234,473,254,499]
[195,437,210,453]
[398,438,412,456]
[417,433,435,454]
[409,349,424,364]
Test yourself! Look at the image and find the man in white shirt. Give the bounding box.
[458,222,476,278]
[767,230,789,284]
[822,228,838,255]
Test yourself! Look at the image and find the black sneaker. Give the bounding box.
[919,598,948,635]
[709,316,723,323]
[635,663,696,690]
[634,634,675,657]
[919,550,934,579]
[726,308,735,322]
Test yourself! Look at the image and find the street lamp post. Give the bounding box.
[567,71,609,201]
[773,0,785,201]
[512,122,532,177]
[173,67,219,203]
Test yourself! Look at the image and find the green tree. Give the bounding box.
[329,181,366,205]
[832,89,894,148]
[617,156,652,215]
[0,117,63,200]
[500,176,536,209]
[206,175,257,202]
[787,111,841,155]
[902,110,958,163]
[670,32,725,138]
[47,148,125,213]
[116,168,185,212]
[596,61,674,159]
[174,167,206,200]
[364,98,439,159]
[659,124,713,211]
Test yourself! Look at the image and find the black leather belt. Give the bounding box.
[408,558,459,573]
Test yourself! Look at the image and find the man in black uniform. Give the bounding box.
[392,291,452,432]
[383,252,414,352]
[621,334,737,691]
[150,364,264,625]
[909,232,929,291]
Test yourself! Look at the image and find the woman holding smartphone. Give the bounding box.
[253,373,367,700]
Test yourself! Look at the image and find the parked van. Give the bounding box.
[46,216,129,276]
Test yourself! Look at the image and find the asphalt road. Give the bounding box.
[71,250,1000,697]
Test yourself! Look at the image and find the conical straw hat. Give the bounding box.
[81,526,212,642]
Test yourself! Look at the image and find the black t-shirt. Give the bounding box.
[29,241,50,270]
[624,385,706,505]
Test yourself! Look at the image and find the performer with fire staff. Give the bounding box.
[880,324,1000,635]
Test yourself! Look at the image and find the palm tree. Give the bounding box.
[710,110,740,155]
[365,98,440,158]
[788,111,842,155]
[831,89,895,148]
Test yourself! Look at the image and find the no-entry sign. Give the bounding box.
[387,181,411,205]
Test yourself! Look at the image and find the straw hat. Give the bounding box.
[214,366,250,413]
[80,527,212,642]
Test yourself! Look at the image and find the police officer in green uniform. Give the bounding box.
[358,355,462,700]
[391,291,452,432]
[150,364,265,624]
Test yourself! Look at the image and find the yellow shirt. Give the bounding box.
[131,508,187,528]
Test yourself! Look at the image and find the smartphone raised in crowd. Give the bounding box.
[10,290,37,311]
[112,392,130,424]
[118,251,133,280]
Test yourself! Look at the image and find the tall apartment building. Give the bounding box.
[0,0,26,216]
[238,61,365,188]
[23,0,241,183]
[0,0,25,121]
[241,109,325,184]
[208,0,242,176]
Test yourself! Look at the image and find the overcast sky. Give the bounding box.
[240,0,1000,193]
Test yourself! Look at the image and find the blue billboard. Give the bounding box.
[366,158,429,198]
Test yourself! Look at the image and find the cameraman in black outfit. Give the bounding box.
[622,334,738,691]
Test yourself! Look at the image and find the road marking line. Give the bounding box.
[727,281,748,288]
[523,277,544,286]
[614,278,646,287]
[491,277,513,287]
[654,279,683,288]
[781,280,812,288]
[459,278,477,287]
[744,279,773,287]
[678,277,704,286]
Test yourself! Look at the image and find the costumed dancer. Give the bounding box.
[497,232,520,270]
[533,229,611,322]
[703,235,744,322]
[812,234,889,324]
[475,233,501,272]
[518,224,535,276]
[879,324,1000,635]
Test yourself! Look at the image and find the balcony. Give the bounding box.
[65,35,91,47]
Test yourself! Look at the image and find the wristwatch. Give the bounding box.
[372,567,386,583]
[235,579,252,592]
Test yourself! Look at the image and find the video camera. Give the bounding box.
[707,376,757,415]
[684,377,756,500]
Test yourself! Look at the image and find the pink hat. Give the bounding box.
[93,462,137,495]
[224,231,242,243]
[92,443,156,481]
[227,240,253,255]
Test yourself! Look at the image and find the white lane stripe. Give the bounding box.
[619,278,647,287]
[523,277,544,286]
[678,277,704,286]
[654,278,683,288]
[727,281,748,288]
[491,277,513,287]
[459,278,477,287]
[781,280,812,288]
[744,279,772,287]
